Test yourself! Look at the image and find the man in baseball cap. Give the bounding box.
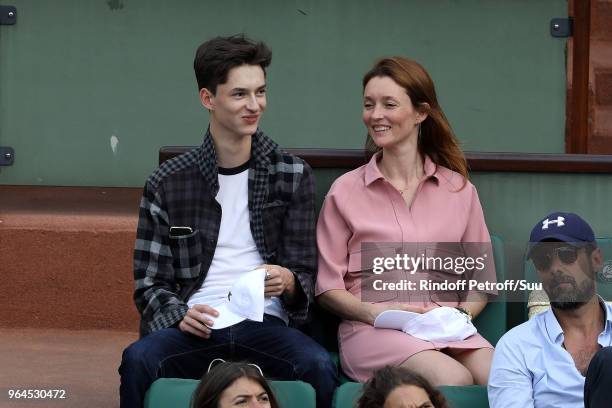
[527,212,595,257]
[489,212,612,408]
[527,212,597,310]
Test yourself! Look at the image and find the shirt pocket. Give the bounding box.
[262,200,287,254]
[424,244,466,304]
[349,249,399,303]
[169,229,202,279]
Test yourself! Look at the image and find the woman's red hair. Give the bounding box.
[363,57,468,183]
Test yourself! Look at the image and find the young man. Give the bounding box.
[119,35,337,408]
[488,212,612,408]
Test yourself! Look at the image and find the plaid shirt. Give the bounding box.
[134,129,316,336]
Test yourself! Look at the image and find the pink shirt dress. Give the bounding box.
[315,153,495,382]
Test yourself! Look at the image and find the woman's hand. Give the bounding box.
[317,290,440,326]
[366,302,439,326]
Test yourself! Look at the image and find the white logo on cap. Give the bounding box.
[542,216,565,230]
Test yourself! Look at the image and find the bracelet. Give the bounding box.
[455,306,473,321]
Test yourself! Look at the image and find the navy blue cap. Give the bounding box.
[528,212,595,257]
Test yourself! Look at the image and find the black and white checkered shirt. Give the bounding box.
[134,129,316,336]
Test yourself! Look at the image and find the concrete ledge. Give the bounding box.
[0,186,142,331]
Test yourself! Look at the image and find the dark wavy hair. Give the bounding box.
[194,34,272,94]
[363,57,468,185]
[191,362,280,408]
[357,366,450,408]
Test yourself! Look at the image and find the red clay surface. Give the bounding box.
[0,328,138,408]
[0,187,147,406]
[0,185,141,331]
[0,228,140,331]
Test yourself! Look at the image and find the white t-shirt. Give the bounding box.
[187,161,288,324]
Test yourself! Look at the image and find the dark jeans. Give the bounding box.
[584,346,612,408]
[119,316,338,408]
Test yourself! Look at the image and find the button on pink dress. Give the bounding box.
[315,153,495,382]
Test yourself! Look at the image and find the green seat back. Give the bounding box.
[333,382,361,408]
[333,382,489,408]
[144,378,316,408]
[439,385,489,408]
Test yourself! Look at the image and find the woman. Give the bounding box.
[315,57,495,385]
[358,366,450,408]
[191,361,280,408]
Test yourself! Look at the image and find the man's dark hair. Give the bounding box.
[194,34,272,94]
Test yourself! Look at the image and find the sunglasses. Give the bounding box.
[531,246,580,271]
[207,358,264,376]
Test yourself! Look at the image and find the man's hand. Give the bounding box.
[260,264,296,298]
[178,304,219,339]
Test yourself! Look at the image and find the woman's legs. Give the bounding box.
[400,350,474,386]
[446,347,494,385]
[400,347,493,386]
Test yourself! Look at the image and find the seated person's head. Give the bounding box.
[193,34,271,138]
[361,56,468,181]
[194,34,272,95]
[357,366,449,408]
[191,361,279,408]
[528,212,603,310]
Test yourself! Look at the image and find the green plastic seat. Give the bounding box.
[332,382,361,408]
[144,378,316,408]
[439,385,489,408]
[333,382,489,408]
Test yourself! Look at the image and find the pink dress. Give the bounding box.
[315,153,495,382]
